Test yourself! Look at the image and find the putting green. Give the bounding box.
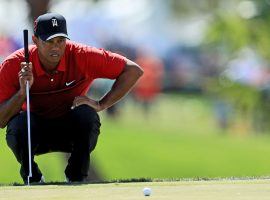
[0,179,270,200]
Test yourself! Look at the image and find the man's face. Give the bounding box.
[33,36,66,70]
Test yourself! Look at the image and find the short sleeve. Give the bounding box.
[0,60,20,103]
[80,46,127,79]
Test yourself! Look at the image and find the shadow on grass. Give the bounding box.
[2,176,270,186]
[5,178,153,186]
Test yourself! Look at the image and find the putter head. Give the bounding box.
[27,172,32,186]
[27,176,31,186]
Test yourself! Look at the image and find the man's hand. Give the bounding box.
[0,62,34,128]
[19,62,34,96]
[71,96,102,112]
[71,59,143,113]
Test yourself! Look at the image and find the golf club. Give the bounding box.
[23,29,32,186]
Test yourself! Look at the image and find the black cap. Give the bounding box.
[34,13,69,41]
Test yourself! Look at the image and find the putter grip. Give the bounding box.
[23,29,29,63]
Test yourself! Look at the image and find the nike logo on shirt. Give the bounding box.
[65,80,75,86]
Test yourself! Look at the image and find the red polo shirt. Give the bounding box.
[0,41,126,118]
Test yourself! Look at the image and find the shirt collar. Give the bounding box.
[33,50,66,76]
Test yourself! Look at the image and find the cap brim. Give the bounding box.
[39,33,69,41]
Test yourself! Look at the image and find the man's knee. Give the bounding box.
[6,112,28,144]
[71,105,100,128]
[6,112,39,152]
[7,112,28,133]
[70,105,101,149]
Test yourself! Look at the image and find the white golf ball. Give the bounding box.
[143,187,152,196]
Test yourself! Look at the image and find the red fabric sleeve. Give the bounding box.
[76,45,127,79]
[0,59,20,103]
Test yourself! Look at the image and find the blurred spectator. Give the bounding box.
[0,35,20,62]
[213,98,232,131]
[133,47,164,116]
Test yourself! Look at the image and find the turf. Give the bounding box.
[92,94,270,179]
[1,179,270,200]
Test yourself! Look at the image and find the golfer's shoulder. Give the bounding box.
[1,48,25,71]
[66,40,104,55]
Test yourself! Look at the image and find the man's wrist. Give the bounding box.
[98,100,106,111]
[17,89,26,99]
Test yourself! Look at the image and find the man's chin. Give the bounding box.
[49,57,61,64]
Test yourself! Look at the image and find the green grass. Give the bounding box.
[1,94,270,184]
[1,179,270,200]
[93,94,270,179]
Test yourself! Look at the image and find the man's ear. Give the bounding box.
[32,35,38,45]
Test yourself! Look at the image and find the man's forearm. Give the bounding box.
[0,91,26,128]
[99,61,143,110]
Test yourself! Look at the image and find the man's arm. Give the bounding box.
[0,92,26,128]
[0,62,33,128]
[72,59,143,111]
[99,59,143,110]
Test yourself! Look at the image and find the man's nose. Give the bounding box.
[51,42,60,50]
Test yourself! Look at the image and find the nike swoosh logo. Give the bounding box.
[65,80,76,86]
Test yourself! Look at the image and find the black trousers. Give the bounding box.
[6,105,101,183]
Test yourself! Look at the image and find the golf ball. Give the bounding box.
[143,187,152,196]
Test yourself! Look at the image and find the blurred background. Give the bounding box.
[2,0,270,183]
